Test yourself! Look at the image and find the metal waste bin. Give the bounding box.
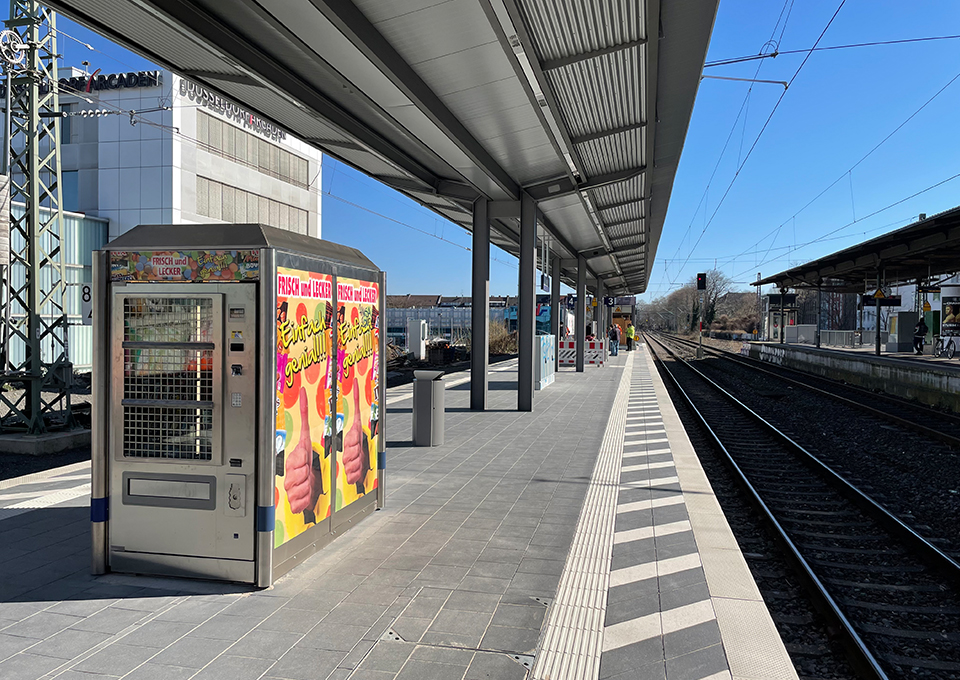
[412,370,444,446]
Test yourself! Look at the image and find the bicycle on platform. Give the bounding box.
[933,334,956,359]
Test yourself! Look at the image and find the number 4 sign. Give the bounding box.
[81,284,93,326]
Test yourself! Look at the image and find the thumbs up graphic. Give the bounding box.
[342,380,367,486]
[284,387,322,514]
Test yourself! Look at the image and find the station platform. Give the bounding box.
[0,345,796,680]
[742,340,960,412]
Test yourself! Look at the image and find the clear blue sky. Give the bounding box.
[37,2,960,298]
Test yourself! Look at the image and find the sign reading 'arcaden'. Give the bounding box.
[179,80,286,142]
[60,70,162,93]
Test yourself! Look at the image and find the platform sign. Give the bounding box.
[81,284,93,325]
[603,296,615,307]
[858,295,901,308]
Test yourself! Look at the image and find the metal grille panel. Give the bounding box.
[122,405,213,460]
[123,297,214,343]
[123,348,214,403]
[120,296,217,461]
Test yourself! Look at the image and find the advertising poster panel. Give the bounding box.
[274,267,334,547]
[942,295,960,337]
[335,276,380,511]
[111,250,259,282]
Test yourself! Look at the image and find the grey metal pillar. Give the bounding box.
[576,254,586,372]
[778,288,785,344]
[597,280,605,359]
[518,193,536,411]
[551,255,561,372]
[470,198,489,411]
[875,269,882,356]
[816,280,822,348]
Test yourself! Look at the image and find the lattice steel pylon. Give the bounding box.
[0,1,72,434]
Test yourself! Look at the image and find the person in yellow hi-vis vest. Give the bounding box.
[626,322,635,351]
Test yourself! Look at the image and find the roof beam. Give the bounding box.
[308,0,521,199]
[526,166,645,201]
[596,197,645,213]
[542,38,647,71]
[605,216,642,229]
[179,69,260,86]
[373,176,480,202]
[571,121,645,145]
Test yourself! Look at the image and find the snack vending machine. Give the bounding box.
[91,225,386,586]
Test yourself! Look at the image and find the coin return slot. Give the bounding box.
[128,479,211,500]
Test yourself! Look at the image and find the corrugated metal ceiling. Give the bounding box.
[47,0,718,294]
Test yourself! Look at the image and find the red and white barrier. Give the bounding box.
[558,340,604,366]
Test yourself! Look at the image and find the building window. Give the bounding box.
[197,176,308,234]
[62,170,79,211]
[60,103,75,144]
[196,111,310,189]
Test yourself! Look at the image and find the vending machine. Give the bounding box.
[91,225,385,586]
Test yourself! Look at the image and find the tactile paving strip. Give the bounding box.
[531,354,634,680]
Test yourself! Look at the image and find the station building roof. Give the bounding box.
[754,205,960,292]
[48,0,718,296]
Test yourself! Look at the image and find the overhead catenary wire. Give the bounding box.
[666,0,797,281]
[705,34,960,68]
[46,78,483,255]
[670,0,847,284]
[729,66,960,267]
[732,170,960,282]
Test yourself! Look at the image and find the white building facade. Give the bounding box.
[4,67,323,370]
[59,67,322,240]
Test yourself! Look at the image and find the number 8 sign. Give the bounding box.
[81,284,93,326]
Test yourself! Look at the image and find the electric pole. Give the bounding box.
[0,2,72,434]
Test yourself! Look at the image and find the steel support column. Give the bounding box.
[576,255,586,372]
[551,255,560,372]
[597,280,605,361]
[518,193,536,411]
[470,198,489,411]
[816,281,822,349]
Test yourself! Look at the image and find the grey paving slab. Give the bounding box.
[479,625,540,655]
[355,640,414,672]
[25,627,112,660]
[124,662,197,680]
[464,651,528,680]
[298,622,370,652]
[665,642,730,680]
[70,642,159,675]
[395,658,469,680]
[264,647,346,680]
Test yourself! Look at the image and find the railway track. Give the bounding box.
[647,334,960,679]
[656,331,960,450]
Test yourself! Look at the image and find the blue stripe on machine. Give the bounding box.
[378,450,385,469]
[90,496,109,523]
[257,505,275,532]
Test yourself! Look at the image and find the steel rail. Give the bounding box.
[648,332,960,587]
[647,332,960,679]
[657,331,960,450]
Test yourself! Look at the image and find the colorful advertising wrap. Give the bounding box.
[274,267,334,548]
[335,277,380,511]
[943,295,960,337]
[110,250,260,282]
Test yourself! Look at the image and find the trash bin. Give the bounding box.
[412,370,445,446]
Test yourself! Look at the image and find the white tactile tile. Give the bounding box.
[531,353,634,680]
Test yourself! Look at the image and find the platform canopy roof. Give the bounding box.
[48,0,718,295]
[754,205,960,292]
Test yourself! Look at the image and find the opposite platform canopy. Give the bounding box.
[755,205,960,292]
[47,0,718,295]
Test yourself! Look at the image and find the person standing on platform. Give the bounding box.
[914,317,928,355]
[608,323,619,356]
[626,322,635,351]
